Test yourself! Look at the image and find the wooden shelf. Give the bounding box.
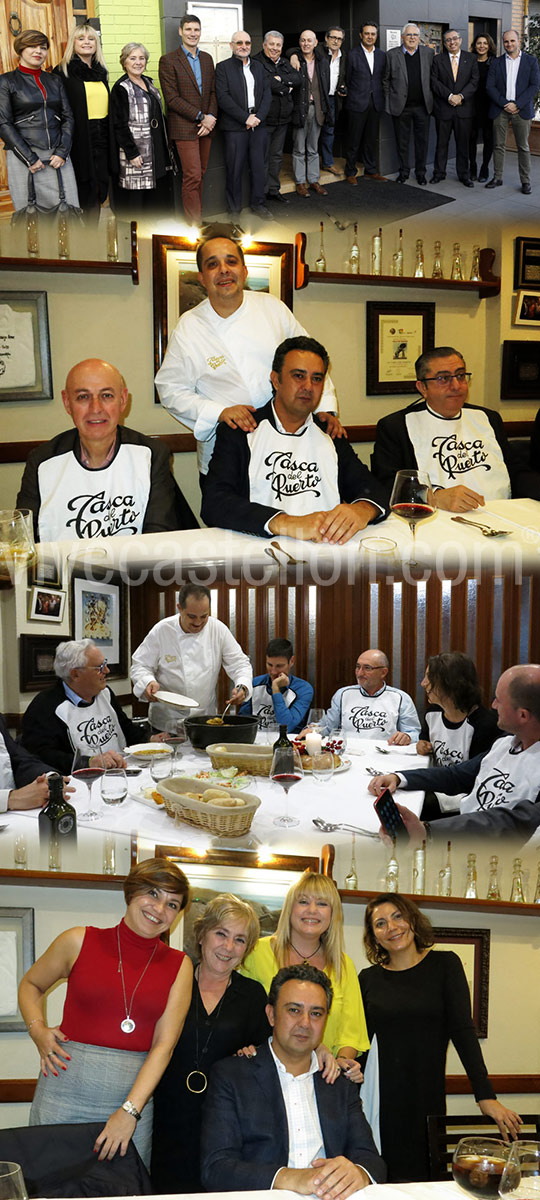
[294,232,500,299]
[338,887,540,917]
[0,220,139,284]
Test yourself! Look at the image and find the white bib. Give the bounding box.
[248,416,341,515]
[426,710,474,767]
[406,407,511,497]
[55,691,126,757]
[37,444,153,541]
[461,736,540,812]
[339,687,401,737]
[251,681,296,727]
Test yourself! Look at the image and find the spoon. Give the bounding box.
[313,817,379,839]
[451,516,511,537]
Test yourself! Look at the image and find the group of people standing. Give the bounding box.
[19,863,520,1191]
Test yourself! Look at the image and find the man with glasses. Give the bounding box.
[384,23,434,185]
[431,29,478,185]
[486,30,539,194]
[215,31,271,219]
[372,346,539,510]
[320,27,347,174]
[20,639,163,773]
[315,649,420,743]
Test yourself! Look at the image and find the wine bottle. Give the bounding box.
[315,222,326,272]
[385,838,399,892]
[273,724,291,751]
[371,227,382,275]
[412,840,425,894]
[39,772,77,849]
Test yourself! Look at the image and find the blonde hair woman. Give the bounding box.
[241,870,369,1079]
[54,24,110,215]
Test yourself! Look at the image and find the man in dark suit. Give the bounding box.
[0,714,58,813]
[486,29,540,194]
[320,26,348,174]
[384,23,434,184]
[159,14,217,225]
[201,965,386,1194]
[254,30,300,204]
[431,29,479,185]
[215,30,271,219]
[344,21,387,183]
[288,30,331,196]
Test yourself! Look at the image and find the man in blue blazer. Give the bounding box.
[344,22,387,182]
[215,30,271,218]
[486,29,540,194]
[201,965,386,1194]
[431,29,479,184]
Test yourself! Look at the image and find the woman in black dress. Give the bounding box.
[359,894,520,1183]
[469,33,497,181]
[415,651,503,819]
[151,894,269,1193]
[55,24,110,217]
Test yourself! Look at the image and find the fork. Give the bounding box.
[451,516,511,537]
[271,541,298,563]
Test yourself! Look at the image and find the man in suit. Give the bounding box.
[289,30,331,196]
[486,29,540,194]
[254,30,300,204]
[159,14,217,225]
[431,29,479,185]
[344,22,387,183]
[320,26,348,174]
[384,23,434,184]
[0,714,56,813]
[215,30,271,219]
[201,964,386,1193]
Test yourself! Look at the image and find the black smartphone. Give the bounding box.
[373,788,408,840]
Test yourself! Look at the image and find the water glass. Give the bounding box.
[0,1163,29,1200]
[101,768,128,806]
[311,751,335,784]
[150,750,174,784]
[499,1141,540,1200]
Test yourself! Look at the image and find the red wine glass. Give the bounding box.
[72,748,105,821]
[271,744,303,828]
[390,469,435,566]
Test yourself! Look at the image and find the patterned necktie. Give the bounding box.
[451,54,459,81]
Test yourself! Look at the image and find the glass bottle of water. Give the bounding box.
[486,855,501,900]
[432,240,443,279]
[451,242,464,280]
[465,852,478,899]
[315,221,326,272]
[371,227,382,275]
[414,238,425,278]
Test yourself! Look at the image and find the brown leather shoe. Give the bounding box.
[346,175,357,185]
[310,182,328,194]
[296,183,310,196]
[324,165,342,176]
[365,172,388,182]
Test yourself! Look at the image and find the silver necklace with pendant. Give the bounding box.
[117,924,158,1034]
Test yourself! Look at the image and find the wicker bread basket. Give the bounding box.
[206,742,273,777]
[157,775,261,836]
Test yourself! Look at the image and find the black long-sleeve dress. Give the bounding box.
[151,970,269,1193]
[359,951,495,1183]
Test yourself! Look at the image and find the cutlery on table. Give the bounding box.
[451,516,511,537]
[313,817,379,839]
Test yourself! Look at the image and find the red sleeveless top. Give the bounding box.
[61,920,185,1051]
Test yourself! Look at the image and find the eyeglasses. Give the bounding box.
[89,658,108,674]
[421,371,471,386]
[357,663,383,672]
[328,34,344,40]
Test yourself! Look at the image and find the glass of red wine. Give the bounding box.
[72,747,105,821]
[389,469,435,566]
[271,744,303,828]
[452,1137,511,1200]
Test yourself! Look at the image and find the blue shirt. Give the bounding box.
[182,43,202,91]
[239,672,313,733]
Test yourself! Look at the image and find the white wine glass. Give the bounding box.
[0,1162,29,1200]
[390,469,435,566]
[271,744,303,827]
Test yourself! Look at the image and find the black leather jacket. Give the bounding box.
[0,69,74,166]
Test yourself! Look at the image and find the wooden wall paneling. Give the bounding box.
[274,581,292,647]
[523,574,540,664]
[401,581,420,701]
[375,575,396,674]
[294,580,311,684]
[501,576,523,668]
[448,578,469,650]
[473,575,495,688]
[254,582,270,673]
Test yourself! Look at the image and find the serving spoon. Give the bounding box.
[313,817,379,839]
[451,516,511,537]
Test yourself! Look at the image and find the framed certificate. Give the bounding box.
[366,301,435,395]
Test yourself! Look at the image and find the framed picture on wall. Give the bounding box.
[433,926,490,1037]
[28,586,66,622]
[152,235,294,398]
[0,907,35,1031]
[513,236,540,289]
[513,291,540,326]
[366,301,435,395]
[501,340,540,399]
[71,571,127,678]
[0,291,53,403]
[19,633,67,691]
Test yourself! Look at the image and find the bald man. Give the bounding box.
[17,358,196,541]
[214,31,271,218]
[318,649,421,744]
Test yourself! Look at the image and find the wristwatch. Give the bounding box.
[122,1099,141,1121]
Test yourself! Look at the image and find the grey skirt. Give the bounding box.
[29,1040,153,1167]
[7,149,80,214]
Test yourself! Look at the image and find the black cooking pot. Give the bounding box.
[184,713,259,750]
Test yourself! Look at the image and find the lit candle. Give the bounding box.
[305,731,322,756]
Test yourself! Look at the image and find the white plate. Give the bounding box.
[154,689,199,708]
[125,743,174,757]
[304,757,352,776]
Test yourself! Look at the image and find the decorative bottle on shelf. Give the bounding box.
[412,840,426,895]
[414,238,425,278]
[450,242,464,280]
[464,852,478,899]
[58,211,70,260]
[470,244,481,282]
[486,855,501,900]
[26,209,40,258]
[385,838,399,892]
[343,833,358,889]
[315,221,327,272]
[371,227,382,275]
[438,840,452,896]
[392,228,404,276]
[510,857,526,903]
[272,724,291,752]
[534,861,540,903]
[107,211,118,262]
[348,223,360,273]
[39,772,77,850]
[431,240,443,279]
